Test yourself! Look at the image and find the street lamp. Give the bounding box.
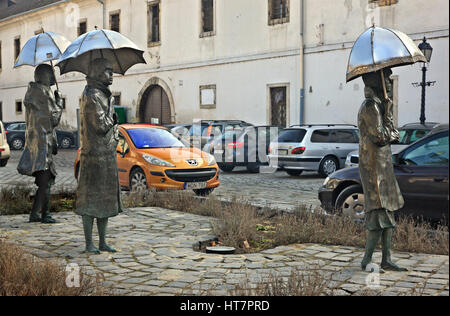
[412,37,435,125]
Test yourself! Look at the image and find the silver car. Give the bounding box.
[268,124,359,177]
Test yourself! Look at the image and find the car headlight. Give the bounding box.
[323,177,330,187]
[207,154,216,166]
[142,154,175,167]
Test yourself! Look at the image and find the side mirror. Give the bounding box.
[392,153,400,165]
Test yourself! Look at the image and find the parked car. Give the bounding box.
[3,121,77,150]
[74,124,220,196]
[319,124,449,224]
[268,124,359,177]
[164,123,192,139]
[207,125,284,173]
[0,121,11,167]
[345,122,440,168]
[184,120,253,149]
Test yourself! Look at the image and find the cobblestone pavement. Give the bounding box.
[0,208,448,296]
[0,149,324,209]
[1,150,448,296]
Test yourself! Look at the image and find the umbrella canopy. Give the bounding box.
[346,26,427,82]
[14,32,71,68]
[55,29,146,76]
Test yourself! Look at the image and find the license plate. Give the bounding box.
[214,150,224,154]
[278,149,288,155]
[184,182,207,190]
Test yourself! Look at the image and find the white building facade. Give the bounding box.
[0,0,448,128]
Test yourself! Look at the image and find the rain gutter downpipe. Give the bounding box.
[299,0,305,125]
[97,0,106,29]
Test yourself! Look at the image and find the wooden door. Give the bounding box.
[142,85,171,124]
[270,87,287,127]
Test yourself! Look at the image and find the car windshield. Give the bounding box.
[277,129,307,143]
[127,128,185,149]
[398,129,430,145]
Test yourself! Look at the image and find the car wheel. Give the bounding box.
[319,156,338,177]
[246,163,260,173]
[11,138,24,150]
[335,184,365,221]
[130,168,148,192]
[0,159,8,167]
[286,170,303,176]
[218,163,234,172]
[194,188,214,196]
[60,137,72,149]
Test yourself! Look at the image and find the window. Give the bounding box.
[61,98,66,110]
[78,19,87,36]
[311,130,330,143]
[14,37,20,61]
[148,1,161,46]
[0,41,2,70]
[368,0,398,7]
[110,11,120,33]
[277,129,307,143]
[402,134,449,166]
[336,130,359,143]
[269,0,290,25]
[113,93,121,105]
[15,100,23,114]
[201,0,215,37]
[0,102,3,121]
[200,85,216,109]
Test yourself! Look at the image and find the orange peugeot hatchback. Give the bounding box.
[75,124,220,195]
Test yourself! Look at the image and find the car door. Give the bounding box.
[117,132,132,187]
[395,131,449,222]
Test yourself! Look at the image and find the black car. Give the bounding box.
[319,124,449,224]
[208,125,284,173]
[4,121,77,150]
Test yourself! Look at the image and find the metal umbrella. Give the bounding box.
[14,31,71,89]
[346,26,427,83]
[55,29,146,76]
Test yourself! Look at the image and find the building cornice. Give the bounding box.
[0,0,72,24]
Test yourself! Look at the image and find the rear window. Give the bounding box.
[336,130,359,143]
[311,130,331,143]
[127,128,185,149]
[277,129,307,143]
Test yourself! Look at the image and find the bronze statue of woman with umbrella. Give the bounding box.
[14,31,71,223]
[56,28,146,253]
[346,26,427,272]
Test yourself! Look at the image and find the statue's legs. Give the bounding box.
[97,218,116,253]
[381,228,407,271]
[361,230,383,271]
[41,182,56,224]
[82,215,100,254]
[30,170,56,223]
[29,188,42,222]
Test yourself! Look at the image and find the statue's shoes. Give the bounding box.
[99,245,117,253]
[41,217,57,224]
[29,216,42,223]
[381,262,408,272]
[84,246,101,254]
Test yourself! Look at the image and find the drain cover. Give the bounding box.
[205,246,236,254]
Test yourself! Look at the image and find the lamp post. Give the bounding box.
[412,37,435,125]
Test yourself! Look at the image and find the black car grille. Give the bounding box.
[165,168,217,183]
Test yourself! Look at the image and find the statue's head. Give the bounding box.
[362,68,393,99]
[89,58,114,86]
[35,64,56,87]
